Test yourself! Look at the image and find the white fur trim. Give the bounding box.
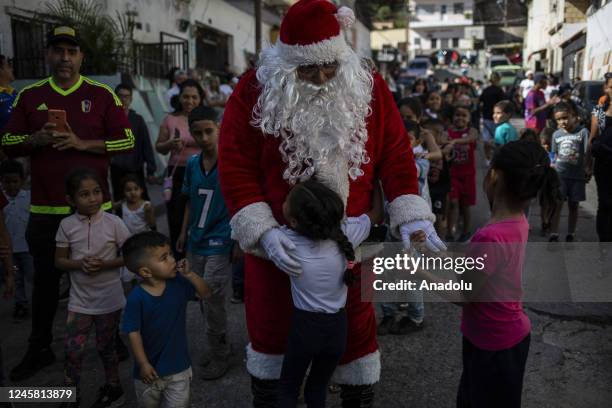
[332,350,381,385]
[388,194,436,239]
[277,34,352,66]
[246,343,284,380]
[230,202,279,256]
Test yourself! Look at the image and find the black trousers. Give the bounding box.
[165,166,187,259]
[110,165,150,202]
[279,307,347,408]
[26,214,66,351]
[457,334,531,408]
[595,160,612,242]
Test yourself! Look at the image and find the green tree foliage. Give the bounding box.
[355,0,407,28]
[43,0,128,75]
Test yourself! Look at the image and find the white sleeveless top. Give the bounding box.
[121,201,151,235]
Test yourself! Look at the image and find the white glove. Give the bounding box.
[260,228,302,277]
[400,220,447,253]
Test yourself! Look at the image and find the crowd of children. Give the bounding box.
[0,67,610,408]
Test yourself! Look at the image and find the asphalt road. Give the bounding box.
[1,114,611,407]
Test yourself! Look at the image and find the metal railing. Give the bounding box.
[133,40,189,78]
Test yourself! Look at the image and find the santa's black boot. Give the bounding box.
[251,376,280,408]
[339,384,375,408]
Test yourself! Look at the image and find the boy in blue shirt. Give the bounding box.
[176,105,232,380]
[549,101,591,243]
[122,231,210,407]
[493,100,519,147]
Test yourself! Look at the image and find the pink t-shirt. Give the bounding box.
[460,215,531,351]
[56,210,131,314]
[161,114,200,168]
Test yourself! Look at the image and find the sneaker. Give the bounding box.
[201,357,229,380]
[565,234,574,243]
[389,317,424,335]
[230,294,243,304]
[115,336,130,363]
[9,347,56,382]
[90,384,124,408]
[376,316,394,336]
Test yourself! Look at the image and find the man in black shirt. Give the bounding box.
[111,83,157,200]
[479,73,506,164]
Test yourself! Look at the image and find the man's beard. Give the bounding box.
[252,49,374,189]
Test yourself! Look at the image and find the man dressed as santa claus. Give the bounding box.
[218,0,446,406]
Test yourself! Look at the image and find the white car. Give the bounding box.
[405,58,434,78]
[487,55,511,77]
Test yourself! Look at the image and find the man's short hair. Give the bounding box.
[494,100,514,115]
[122,231,171,274]
[188,105,219,127]
[115,83,133,95]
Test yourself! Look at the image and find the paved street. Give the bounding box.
[1,124,611,407]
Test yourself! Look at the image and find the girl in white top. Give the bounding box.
[55,169,131,402]
[118,174,156,235]
[278,180,382,408]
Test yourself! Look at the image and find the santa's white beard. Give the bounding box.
[252,49,374,198]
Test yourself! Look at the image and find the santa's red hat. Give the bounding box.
[276,0,356,66]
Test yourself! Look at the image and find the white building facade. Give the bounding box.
[584,0,612,80]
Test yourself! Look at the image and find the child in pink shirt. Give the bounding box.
[459,140,559,407]
[55,168,131,406]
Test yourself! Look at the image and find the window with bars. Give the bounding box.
[11,16,50,79]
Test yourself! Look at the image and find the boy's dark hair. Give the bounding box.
[553,100,576,115]
[519,128,539,143]
[539,127,555,143]
[494,100,514,115]
[287,180,356,285]
[0,159,24,179]
[114,83,133,95]
[491,140,560,209]
[122,231,171,274]
[65,168,102,198]
[398,97,423,120]
[120,173,144,191]
[188,105,219,127]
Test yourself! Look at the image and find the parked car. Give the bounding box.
[487,55,511,76]
[492,65,523,87]
[405,58,434,78]
[573,80,604,114]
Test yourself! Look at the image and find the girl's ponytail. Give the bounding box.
[330,227,356,286]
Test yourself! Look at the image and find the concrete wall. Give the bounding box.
[584,1,612,80]
[0,0,276,73]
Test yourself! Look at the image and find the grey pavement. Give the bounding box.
[1,117,611,407]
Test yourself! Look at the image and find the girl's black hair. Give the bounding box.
[412,78,429,94]
[121,173,144,191]
[398,97,423,121]
[65,168,102,199]
[287,180,356,285]
[491,140,560,209]
[172,79,206,113]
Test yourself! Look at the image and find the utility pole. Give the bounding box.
[405,0,411,61]
[255,0,262,54]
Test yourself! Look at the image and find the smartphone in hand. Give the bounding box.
[48,109,69,133]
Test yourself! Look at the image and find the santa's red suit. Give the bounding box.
[218,0,434,396]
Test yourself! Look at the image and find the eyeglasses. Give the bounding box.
[296,61,339,78]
